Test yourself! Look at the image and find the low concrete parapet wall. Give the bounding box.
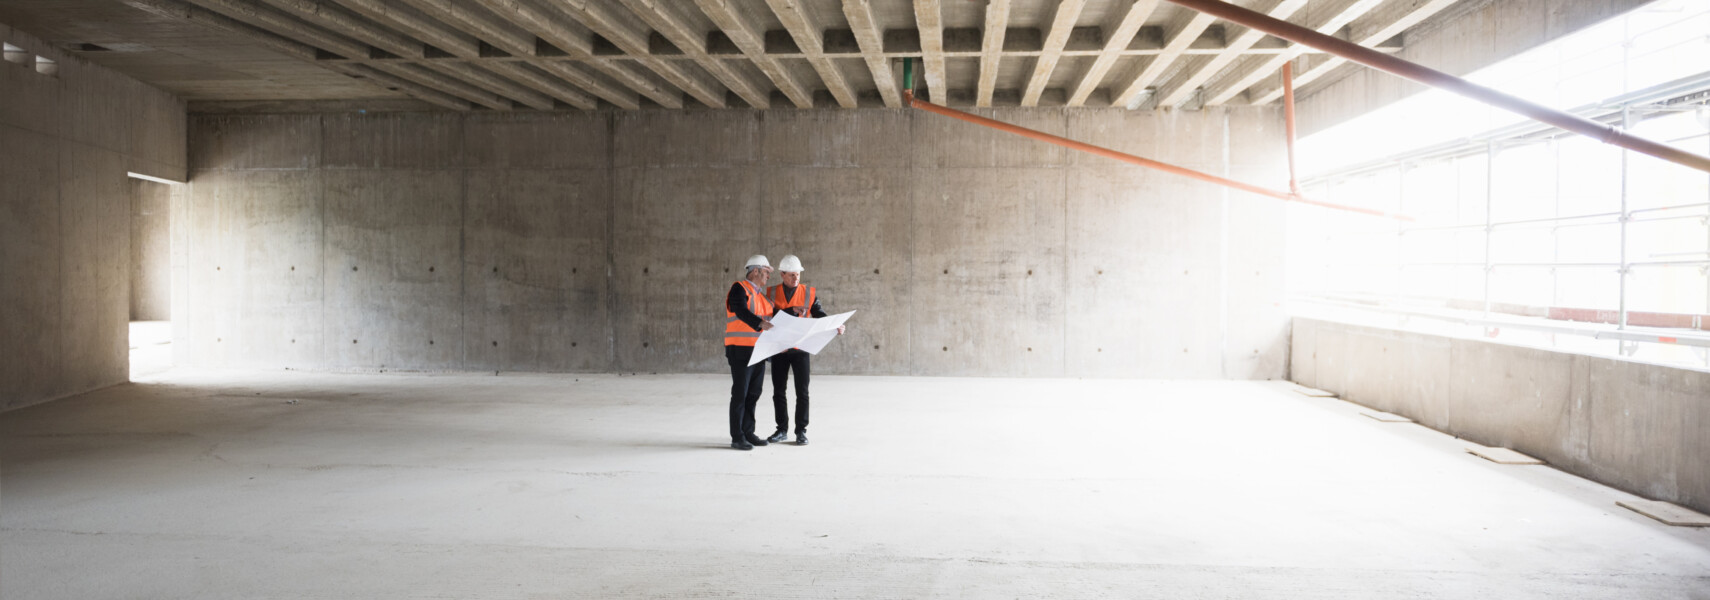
[1291,317,1710,516]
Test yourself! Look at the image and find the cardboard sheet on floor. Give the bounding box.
[1465,445,1544,465]
[1617,499,1710,527]
[1361,410,1413,423]
[1291,385,1336,398]
[748,310,856,366]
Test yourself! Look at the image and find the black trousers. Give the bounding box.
[770,350,810,433]
[725,346,766,442]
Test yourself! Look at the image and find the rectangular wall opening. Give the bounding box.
[129,175,177,379]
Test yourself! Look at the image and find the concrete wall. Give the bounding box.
[181,106,1290,378]
[130,179,172,321]
[1292,317,1710,515]
[1296,0,1651,136]
[1,23,187,411]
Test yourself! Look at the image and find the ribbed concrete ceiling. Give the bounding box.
[0,0,1471,111]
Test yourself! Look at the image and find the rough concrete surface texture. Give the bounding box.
[1,23,187,411]
[3,369,1708,598]
[180,106,1289,380]
[1293,317,1710,519]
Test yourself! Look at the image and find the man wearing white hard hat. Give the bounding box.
[724,254,777,451]
[764,255,841,446]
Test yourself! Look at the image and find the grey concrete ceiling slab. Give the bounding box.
[0,0,1469,111]
[0,0,399,101]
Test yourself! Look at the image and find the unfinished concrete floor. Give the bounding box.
[3,370,1708,599]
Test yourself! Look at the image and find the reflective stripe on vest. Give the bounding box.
[724,280,775,347]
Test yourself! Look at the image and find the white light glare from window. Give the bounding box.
[1299,0,1710,178]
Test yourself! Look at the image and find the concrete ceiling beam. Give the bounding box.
[473,0,655,109]
[332,0,630,109]
[258,0,557,110]
[692,0,813,108]
[613,0,771,109]
[117,0,472,110]
[549,0,728,108]
[332,0,479,57]
[913,0,948,103]
[1110,4,1218,107]
[260,0,423,58]
[369,61,514,109]
[763,0,858,108]
[975,0,1009,107]
[481,61,598,110]
[1156,0,1308,108]
[117,0,1460,112]
[1067,0,1160,107]
[387,0,606,109]
[120,0,316,60]
[1247,0,1460,104]
[341,0,638,109]
[1203,0,1386,106]
[392,0,534,56]
[535,61,644,110]
[1021,0,1084,107]
[184,0,370,59]
[330,63,475,110]
[433,62,559,110]
[842,0,900,107]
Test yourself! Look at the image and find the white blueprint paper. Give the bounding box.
[747,310,856,366]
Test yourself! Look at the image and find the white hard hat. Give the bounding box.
[744,255,771,269]
[778,255,803,273]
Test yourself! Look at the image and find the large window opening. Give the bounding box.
[1289,0,1710,369]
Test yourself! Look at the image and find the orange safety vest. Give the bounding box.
[724,280,775,347]
[768,284,817,317]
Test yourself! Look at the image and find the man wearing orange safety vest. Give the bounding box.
[764,255,841,446]
[725,255,777,451]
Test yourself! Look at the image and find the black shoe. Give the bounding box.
[744,433,768,447]
[732,439,753,451]
[766,429,787,444]
[795,432,808,446]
